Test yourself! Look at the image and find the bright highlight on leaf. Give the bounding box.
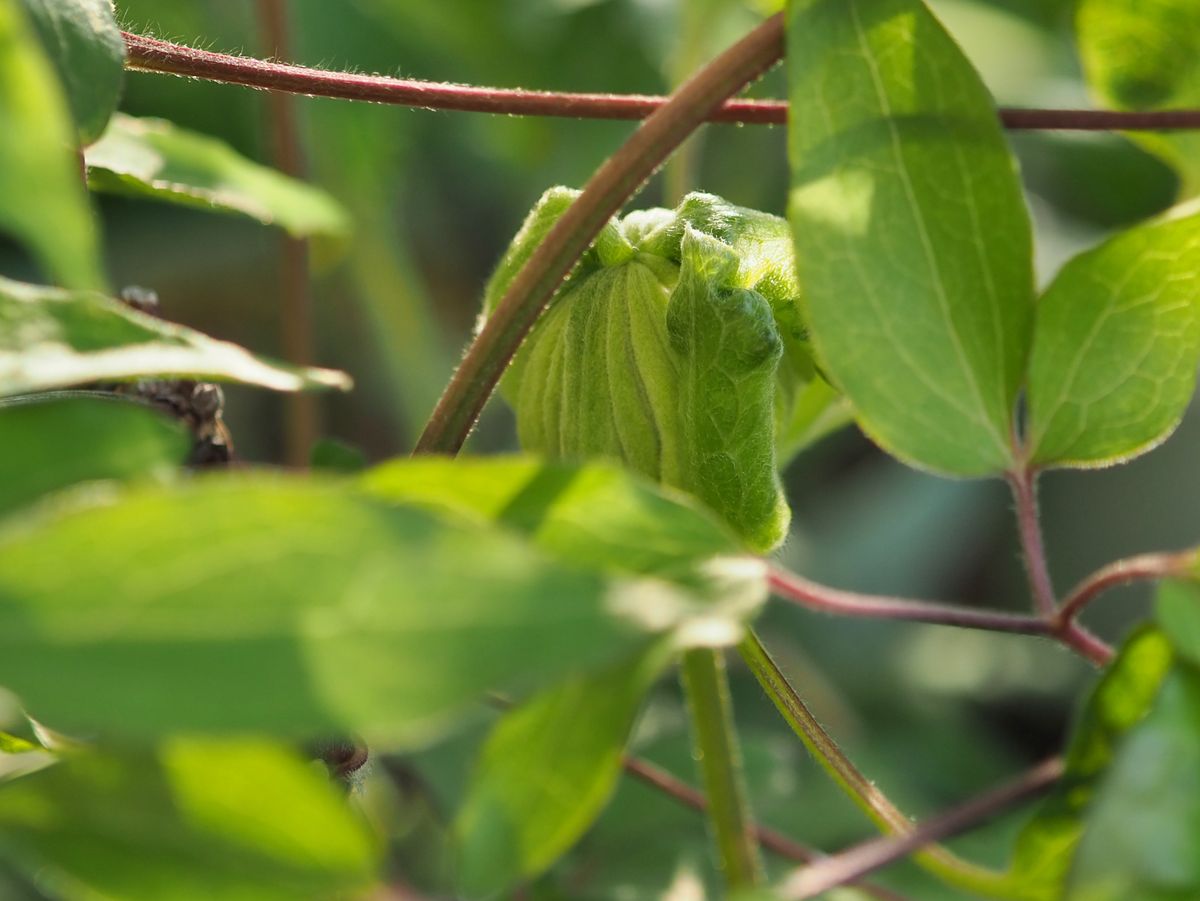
[0,276,351,396]
[86,114,352,239]
[787,0,1034,477]
[1025,207,1200,469]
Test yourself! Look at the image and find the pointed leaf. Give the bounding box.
[21,0,123,144]
[787,0,1034,475]
[1026,208,1200,468]
[86,115,351,239]
[0,0,104,289]
[0,276,351,395]
[0,739,379,900]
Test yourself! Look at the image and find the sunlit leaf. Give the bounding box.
[787,0,1034,475]
[0,275,351,396]
[86,114,351,239]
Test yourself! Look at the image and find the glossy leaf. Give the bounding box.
[0,0,105,289]
[455,650,666,897]
[1068,666,1200,900]
[787,0,1034,476]
[0,396,186,517]
[0,477,711,743]
[0,739,379,900]
[1009,627,1173,895]
[86,115,351,239]
[21,0,123,144]
[0,275,351,396]
[1076,0,1200,194]
[1026,208,1200,468]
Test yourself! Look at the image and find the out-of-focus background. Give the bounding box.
[16,0,1198,895]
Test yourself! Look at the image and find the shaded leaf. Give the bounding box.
[0,275,351,396]
[21,0,123,144]
[1156,579,1200,668]
[0,738,379,900]
[1026,207,1200,468]
[0,476,713,744]
[86,115,351,239]
[0,395,186,518]
[787,0,1034,476]
[0,0,105,289]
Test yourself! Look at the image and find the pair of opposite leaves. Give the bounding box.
[482,189,841,555]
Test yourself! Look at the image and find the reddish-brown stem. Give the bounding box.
[122,32,1200,133]
[254,0,317,466]
[1057,551,1194,626]
[778,757,1064,900]
[1008,468,1058,619]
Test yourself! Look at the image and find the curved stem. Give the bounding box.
[680,648,763,890]
[122,33,1200,133]
[1008,468,1058,618]
[1057,551,1194,625]
[738,632,1025,899]
[413,13,785,453]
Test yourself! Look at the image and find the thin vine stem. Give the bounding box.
[1057,550,1194,625]
[121,32,1200,132]
[777,757,1064,900]
[738,631,1030,900]
[680,648,764,890]
[1007,468,1058,619]
[413,13,786,453]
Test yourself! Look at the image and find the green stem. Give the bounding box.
[680,648,763,890]
[739,631,1035,900]
[414,13,784,454]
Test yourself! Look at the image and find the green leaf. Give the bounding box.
[1009,627,1173,896]
[1026,208,1200,468]
[787,0,1034,476]
[455,649,666,897]
[1076,0,1200,195]
[0,396,186,518]
[1156,579,1200,667]
[86,114,351,239]
[21,0,123,145]
[0,275,351,395]
[0,0,105,289]
[1067,666,1200,900]
[0,738,379,900]
[0,476,714,743]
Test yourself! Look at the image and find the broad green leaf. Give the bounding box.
[86,114,351,239]
[0,738,379,900]
[1009,627,1173,897]
[455,649,666,897]
[1067,666,1200,900]
[1076,0,1200,195]
[0,0,105,289]
[0,275,351,395]
[1026,208,1200,468]
[0,396,186,517]
[360,455,766,619]
[21,0,123,144]
[787,0,1034,476]
[0,476,713,743]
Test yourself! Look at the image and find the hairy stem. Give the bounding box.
[1057,551,1194,625]
[1008,468,1058,618]
[680,648,763,890]
[413,13,785,453]
[778,758,1064,900]
[122,33,1200,132]
[739,631,1024,899]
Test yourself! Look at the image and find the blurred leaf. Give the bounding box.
[309,437,367,473]
[1026,207,1200,468]
[0,275,351,395]
[0,738,379,900]
[455,650,666,897]
[0,0,105,289]
[0,732,52,782]
[1156,579,1200,666]
[1009,627,1173,896]
[86,115,351,239]
[21,0,123,145]
[0,476,726,743]
[0,395,186,517]
[1076,0,1200,195]
[1067,666,1200,900]
[786,0,1033,476]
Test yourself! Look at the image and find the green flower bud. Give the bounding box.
[482,189,844,553]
